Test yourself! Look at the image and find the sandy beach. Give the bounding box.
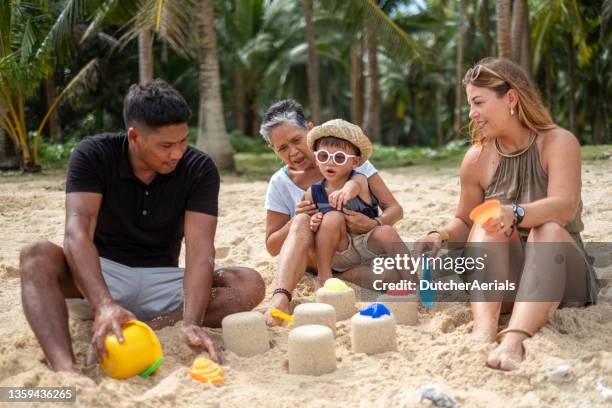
[1,161,611,407]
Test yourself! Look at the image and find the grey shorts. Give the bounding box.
[67,258,222,321]
[331,228,379,272]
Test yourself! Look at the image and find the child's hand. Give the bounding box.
[310,212,323,232]
[328,188,357,210]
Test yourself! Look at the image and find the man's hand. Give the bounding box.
[310,212,323,232]
[180,323,221,364]
[91,302,136,359]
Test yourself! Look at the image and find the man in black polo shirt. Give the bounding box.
[19,80,264,373]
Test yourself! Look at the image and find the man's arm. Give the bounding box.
[180,210,221,363]
[63,192,135,356]
[64,192,110,307]
[183,210,217,326]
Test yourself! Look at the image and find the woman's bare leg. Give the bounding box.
[264,213,314,326]
[487,222,586,370]
[466,224,522,343]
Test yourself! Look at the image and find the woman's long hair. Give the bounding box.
[462,57,556,145]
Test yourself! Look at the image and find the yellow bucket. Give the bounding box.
[100,320,164,380]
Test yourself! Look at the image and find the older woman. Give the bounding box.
[417,58,599,370]
[260,100,403,326]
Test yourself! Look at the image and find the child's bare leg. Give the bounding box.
[315,211,349,287]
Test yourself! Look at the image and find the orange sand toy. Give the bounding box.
[469,199,501,225]
[190,357,224,384]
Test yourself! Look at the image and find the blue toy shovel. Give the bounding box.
[418,252,436,308]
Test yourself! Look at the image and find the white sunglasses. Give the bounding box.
[314,149,357,165]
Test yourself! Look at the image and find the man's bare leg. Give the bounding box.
[147,266,265,329]
[20,241,83,373]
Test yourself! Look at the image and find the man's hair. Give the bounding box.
[314,136,359,155]
[123,79,191,129]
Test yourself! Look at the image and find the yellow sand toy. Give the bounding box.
[270,308,294,323]
[190,357,224,384]
[100,320,164,379]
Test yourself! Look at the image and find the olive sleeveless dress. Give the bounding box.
[483,139,599,304]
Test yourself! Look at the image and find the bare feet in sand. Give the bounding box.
[470,320,498,343]
[264,293,290,327]
[486,332,528,371]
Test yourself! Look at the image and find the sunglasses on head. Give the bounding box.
[464,64,508,85]
[314,149,357,166]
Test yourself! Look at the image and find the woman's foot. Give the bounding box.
[470,319,498,343]
[486,332,528,371]
[264,293,290,327]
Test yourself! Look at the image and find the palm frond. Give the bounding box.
[36,0,90,61]
[118,0,196,57]
[80,0,122,44]
[19,17,36,64]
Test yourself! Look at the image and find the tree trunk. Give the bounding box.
[0,127,20,170]
[196,0,234,170]
[436,86,443,146]
[350,38,363,127]
[303,0,321,124]
[138,29,154,83]
[511,0,525,63]
[362,3,381,143]
[454,0,465,139]
[519,0,531,76]
[496,0,512,59]
[233,65,246,134]
[45,75,62,144]
[566,33,578,138]
[250,94,260,139]
[482,0,493,56]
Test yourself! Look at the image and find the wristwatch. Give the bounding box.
[512,204,525,226]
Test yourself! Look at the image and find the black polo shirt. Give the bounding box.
[66,133,220,267]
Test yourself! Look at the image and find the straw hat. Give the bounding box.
[307,119,372,165]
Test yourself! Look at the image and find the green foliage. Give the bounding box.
[229,131,269,153]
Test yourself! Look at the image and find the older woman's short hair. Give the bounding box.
[259,99,308,144]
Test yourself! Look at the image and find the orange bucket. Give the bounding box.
[469,199,501,225]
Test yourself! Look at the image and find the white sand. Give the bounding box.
[1,162,611,407]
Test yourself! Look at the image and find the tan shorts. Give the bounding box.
[331,228,379,272]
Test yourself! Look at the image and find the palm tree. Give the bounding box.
[454,0,466,139]
[196,0,234,170]
[362,7,381,143]
[303,0,321,124]
[0,0,98,171]
[350,37,363,127]
[496,0,512,59]
[511,0,531,73]
[138,29,154,83]
[481,0,494,56]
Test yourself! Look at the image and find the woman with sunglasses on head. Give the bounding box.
[416,58,599,371]
[260,100,403,326]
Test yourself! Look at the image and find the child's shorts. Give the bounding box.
[331,228,379,272]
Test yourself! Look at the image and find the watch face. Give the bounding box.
[517,207,525,217]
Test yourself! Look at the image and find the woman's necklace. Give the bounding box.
[495,131,537,158]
